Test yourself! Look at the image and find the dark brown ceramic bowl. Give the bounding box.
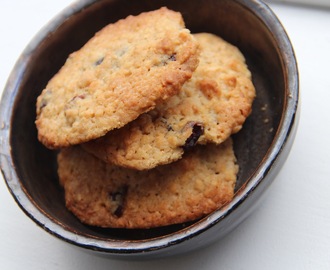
[0,0,299,259]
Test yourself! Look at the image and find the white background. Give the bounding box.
[1,1,330,269]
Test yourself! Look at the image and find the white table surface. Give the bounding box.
[1,1,330,269]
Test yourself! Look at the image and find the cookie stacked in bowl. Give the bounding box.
[35,7,255,229]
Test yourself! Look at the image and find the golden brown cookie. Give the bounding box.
[57,139,238,229]
[35,7,199,149]
[83,33,255,170]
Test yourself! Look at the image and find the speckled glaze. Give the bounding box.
[0,0,299,259]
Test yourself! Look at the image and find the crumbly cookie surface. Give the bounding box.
[35,7,199,149]
[83,33,255,170]
[57,139,238,229]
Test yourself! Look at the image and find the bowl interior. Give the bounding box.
[8,0,284,242]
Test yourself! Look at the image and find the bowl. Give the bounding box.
[0,0,299,259]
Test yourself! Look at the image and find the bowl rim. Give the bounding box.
[0,0,299,255]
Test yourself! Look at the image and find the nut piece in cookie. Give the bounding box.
[83,33,255,170]
[35,7,200,149]
[57,139,238,229]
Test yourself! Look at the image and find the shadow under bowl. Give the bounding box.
[0,0,299,259]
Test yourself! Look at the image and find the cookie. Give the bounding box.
[57,138,238,229]
[35,7,200,149]
[83,33,255,170]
